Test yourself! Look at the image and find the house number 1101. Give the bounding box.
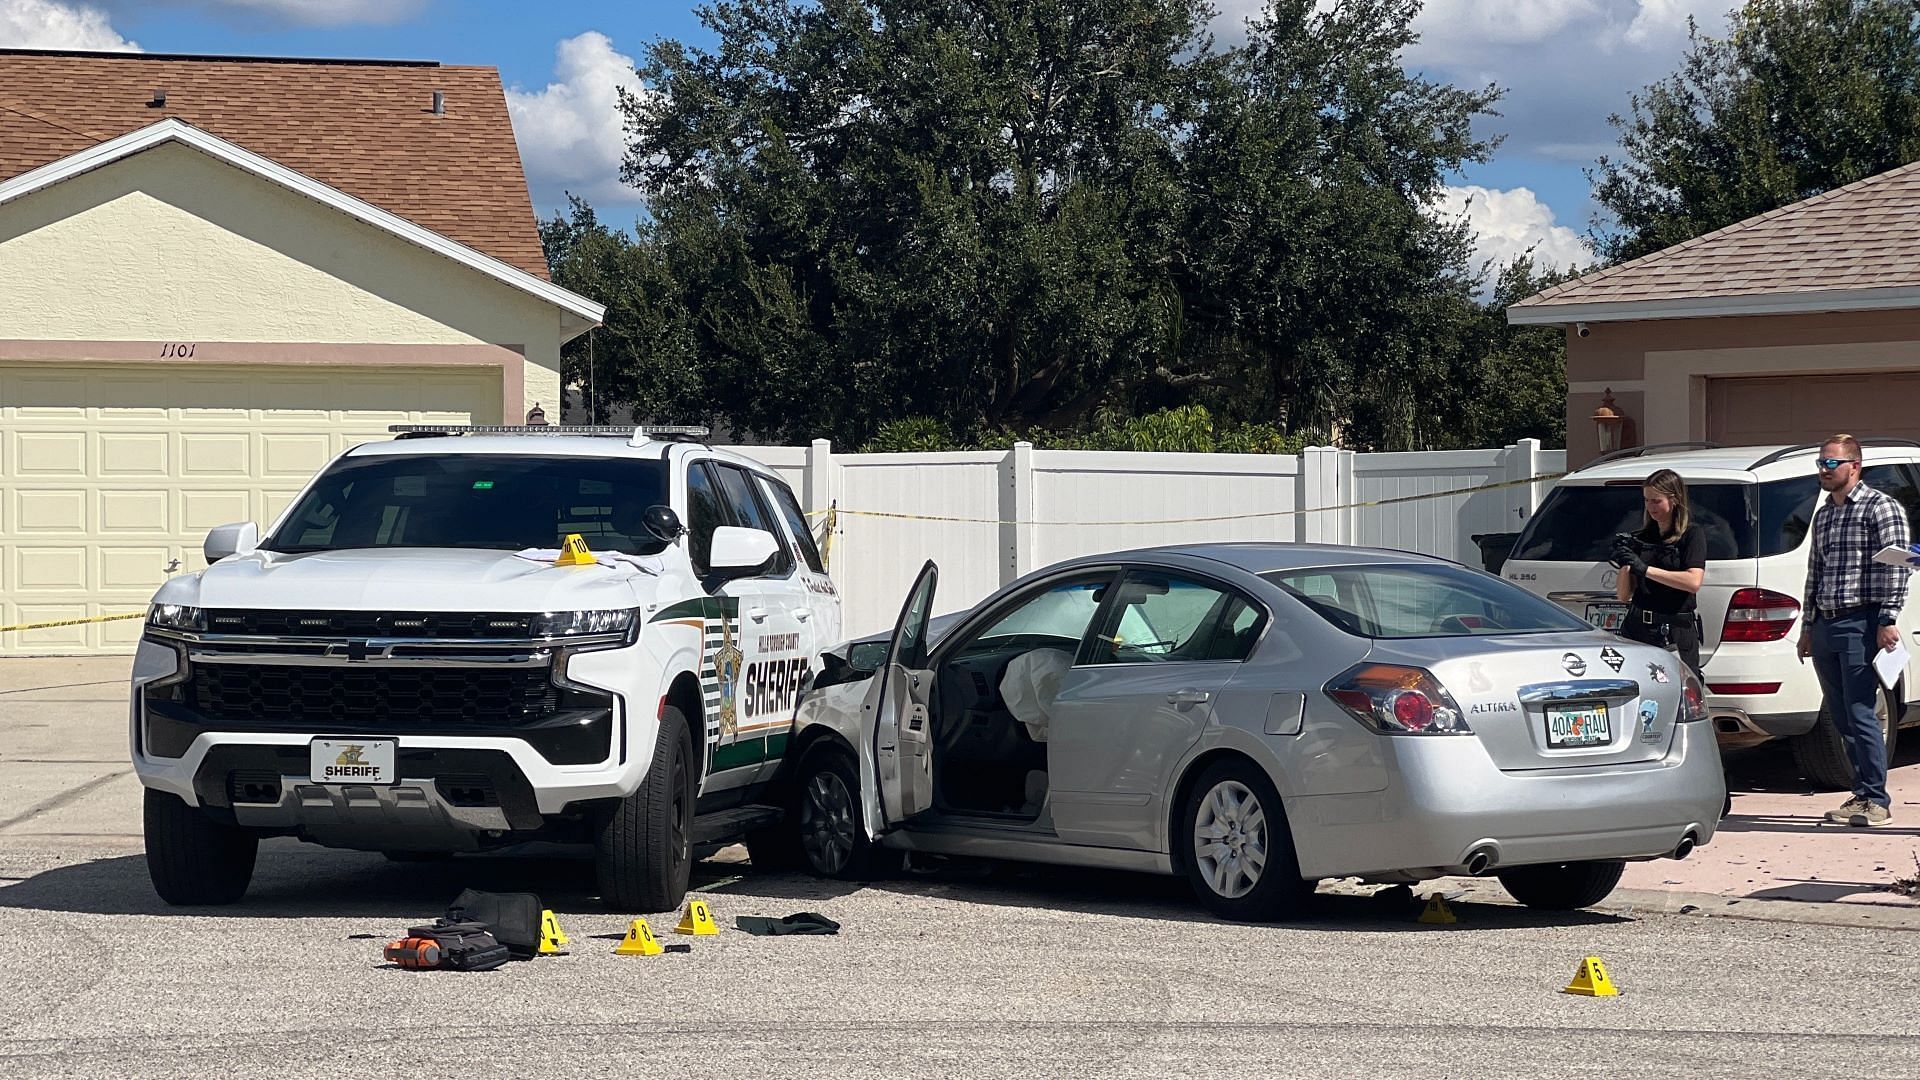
[160,343,197,357]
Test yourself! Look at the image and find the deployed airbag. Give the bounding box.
[1000,648,1074,742]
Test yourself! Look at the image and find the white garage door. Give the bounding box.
[1707,372,1920,447]
[1,363,499,655]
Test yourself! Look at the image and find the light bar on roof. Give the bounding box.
[387,424,710,438]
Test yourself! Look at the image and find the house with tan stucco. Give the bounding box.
[0,48,603,654]
[1510,162,1920,467]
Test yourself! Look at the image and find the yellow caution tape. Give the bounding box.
[0,612,146,634]
[812,471,1564,528]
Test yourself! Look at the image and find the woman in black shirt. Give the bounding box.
[1611,468,1708,674]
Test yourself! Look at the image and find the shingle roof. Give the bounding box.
[1511,157,1920,318]
[0,48,549,279]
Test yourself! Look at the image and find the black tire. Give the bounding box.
[596,705,694,912]
[1178,759,1314,922]
[742,816,803,872]
[143,789,258,906]
[1791,691,1897,792]
[793,748,899,880]
[1496,859,1625,911]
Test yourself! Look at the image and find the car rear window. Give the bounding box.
[1262,564,1589,639]
[1512,482,1755,561]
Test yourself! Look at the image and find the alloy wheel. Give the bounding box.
[800,769,857,875]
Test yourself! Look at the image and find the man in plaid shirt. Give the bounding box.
[1796,434,1912,827]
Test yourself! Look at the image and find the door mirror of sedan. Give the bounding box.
[204,521,260,563]
[708,526,779,577]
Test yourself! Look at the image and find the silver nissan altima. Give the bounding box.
[772,544,1726,921]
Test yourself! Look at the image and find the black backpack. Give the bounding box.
[404,920,510,972]
[444,888,544,959]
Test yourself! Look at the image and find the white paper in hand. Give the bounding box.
[1875,641,1910,691]
[1873,544,1920,568]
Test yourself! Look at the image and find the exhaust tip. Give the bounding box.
[1672,833,1697,861]
[1465,847,1496,876]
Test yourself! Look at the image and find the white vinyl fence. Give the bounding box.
[722,440,1564,638]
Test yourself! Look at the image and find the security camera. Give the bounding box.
[1575,322,1592,338]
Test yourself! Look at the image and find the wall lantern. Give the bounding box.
[1591,388,1626,455]
[525,402,548,426]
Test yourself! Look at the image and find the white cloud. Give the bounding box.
[197,0,430,26]
[506,31,648,212]
[0,0,136,50]
[1410,0,1603,65]
[1622,0,1727,46]
[1434,184,1593,274]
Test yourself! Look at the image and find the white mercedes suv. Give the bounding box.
[131,425,841,911]
[1501,440,1920,788]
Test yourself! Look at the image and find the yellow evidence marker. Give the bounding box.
[675,898,720,936]
[555,532,596,566]
[615,918,664,956]
[538,909,570,954]
[1416,893,1458,925]
[1562,956,1620,997]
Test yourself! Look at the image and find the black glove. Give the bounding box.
[1624,551,1649,577]
[1609,536,1636,568]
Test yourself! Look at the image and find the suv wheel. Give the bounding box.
[1496,859,1625,911]
[144,789,257,905]
[596,705,694,912]
[1791,690,1897,792]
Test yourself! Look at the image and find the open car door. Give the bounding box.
[866,559,937,833]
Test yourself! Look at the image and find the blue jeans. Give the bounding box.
[1808,611,1890,807]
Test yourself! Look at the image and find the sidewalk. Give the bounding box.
[1619,738,1920,908]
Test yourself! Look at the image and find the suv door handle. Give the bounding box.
[793,609,811,622]
[746,607,769,623]
[1167,689,1211,707]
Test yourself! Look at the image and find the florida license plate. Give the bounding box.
[1546,704,1610,748]
[309,738,396,784]
[1585,603,1628,631]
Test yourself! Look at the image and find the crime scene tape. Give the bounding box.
[807,470,1564,528]
[0,612,146,634]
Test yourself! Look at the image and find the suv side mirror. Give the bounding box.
[709,526,779,576]
[205,521,260,563]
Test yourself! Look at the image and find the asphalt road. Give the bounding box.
[1,840,1918,1080]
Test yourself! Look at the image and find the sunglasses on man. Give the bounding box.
[1815,457,1858,472]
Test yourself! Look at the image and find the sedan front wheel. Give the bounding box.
[1180,759,1313,921]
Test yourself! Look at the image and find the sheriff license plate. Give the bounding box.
[1546,704,1610,748]
[1585,603,1628,631]
[310,738,396,785]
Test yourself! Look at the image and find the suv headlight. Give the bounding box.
[532,609,637,637]
[148,604,206,632]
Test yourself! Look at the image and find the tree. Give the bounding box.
[1592,0,1920,263]
[598,0,1521,449]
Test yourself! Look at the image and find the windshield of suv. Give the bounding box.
[264,454,673,555]
[1511,482,1756,561]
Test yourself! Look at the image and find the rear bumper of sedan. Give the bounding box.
[1284,722,1725,881]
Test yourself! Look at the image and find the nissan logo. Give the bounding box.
[1563,653,1587,677]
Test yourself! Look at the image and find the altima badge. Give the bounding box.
[1562,653,1587,677]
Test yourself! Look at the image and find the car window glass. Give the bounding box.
[685,462,728,573]
[759,476,827,574]
[713,464,794,577]
[1264,563,1588,639]
[1864,464,1920,535]
[953,577,1110,660]
[1757,474,1822,556]
[1087,573,1263,664]
[1513,483,1752,561]
[267,454,671,555]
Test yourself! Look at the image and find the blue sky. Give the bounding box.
[2,0,1737,277]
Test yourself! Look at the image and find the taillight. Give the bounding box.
[1681,674,1710,723]
[1721,588,1800,642]
[1326,664,1471,735]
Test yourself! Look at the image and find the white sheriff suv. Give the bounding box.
[1501,439,1920,788]
[131,424,842,911]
